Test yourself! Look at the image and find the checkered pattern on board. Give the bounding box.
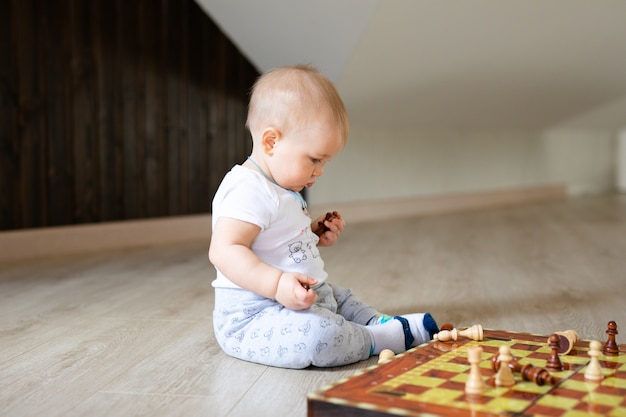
[370,339,626,416]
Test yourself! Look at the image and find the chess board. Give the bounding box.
[308,329,626,417]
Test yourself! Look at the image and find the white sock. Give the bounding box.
[367,313,438,355]
[366,320,405,354]
[401,313,431,347]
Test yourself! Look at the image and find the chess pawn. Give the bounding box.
[459,324,484,341]
[546,334,563,371]
[434,328,458,342]
[434,325,484,342]
[491,354,555,386]
[378,349,395,364]
[465,346,485,395]
[585,340,604,381]
[519,363,555,386]
[495,345,515,387]
[603,320,619,356]
[550,330,579,355]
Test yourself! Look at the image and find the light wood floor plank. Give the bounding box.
[0,244,212,364]
[65,392,230,417]
[0,194,624,417]
[95,329,264,416]
[228,360,377,417]
[0,318,199,417]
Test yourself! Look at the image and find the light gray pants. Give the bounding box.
[213,283,380,368]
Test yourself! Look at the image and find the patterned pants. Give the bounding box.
[213,283,380,368]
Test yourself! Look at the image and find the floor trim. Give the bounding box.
[0,185,566,263]
[313,185,567,224]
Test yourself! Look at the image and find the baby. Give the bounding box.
[209,65,438,368]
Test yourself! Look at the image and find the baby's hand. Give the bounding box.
[314,211,345,247]
[275,272,318,310]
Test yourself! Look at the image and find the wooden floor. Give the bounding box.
[1,194,625,417]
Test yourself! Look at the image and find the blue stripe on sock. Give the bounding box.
[394,316,414,350]
[423,313,439,339]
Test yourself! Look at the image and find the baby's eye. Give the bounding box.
[311,158,322,164]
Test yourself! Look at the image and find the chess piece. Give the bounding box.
[465,346,485,395]
[434,328,458,342]
[491,355,555,386]
[495,345,515,387]
[434,324,483,342]
[546,334,563,371]
[519,363,555,386]
[603,321,619,356]
[378,349,395,364]
[549,330,579,355]
[314,211,339,236]
[585,340,604,381]
[459,325,484,341]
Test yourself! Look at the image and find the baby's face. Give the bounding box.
[267,112,344,193]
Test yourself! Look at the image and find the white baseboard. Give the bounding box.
[313,185,567,224]
[0,214,212,264]
[0,185,566,263]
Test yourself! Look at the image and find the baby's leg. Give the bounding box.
[327,283,380,325]
[327,284,439,353]
[213,288,372,369]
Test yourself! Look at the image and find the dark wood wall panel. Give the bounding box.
[0,0,17,227]
[0,0,258,231]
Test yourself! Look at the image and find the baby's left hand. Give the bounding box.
[313,211,345,246]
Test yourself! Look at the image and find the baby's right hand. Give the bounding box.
[275,272,318,310]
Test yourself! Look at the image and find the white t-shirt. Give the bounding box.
[211,165,328,289]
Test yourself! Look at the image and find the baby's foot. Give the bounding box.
[396,313,439,349]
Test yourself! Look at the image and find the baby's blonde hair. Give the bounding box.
[246,65,349,142]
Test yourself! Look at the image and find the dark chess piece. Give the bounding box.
[546,333,563,371]
[603,320,619,356]
[519,363,555,386]
[491,352,555,386]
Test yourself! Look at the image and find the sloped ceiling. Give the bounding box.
[197,0,626,130]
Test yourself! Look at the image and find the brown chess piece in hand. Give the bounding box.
[314,211,339,236]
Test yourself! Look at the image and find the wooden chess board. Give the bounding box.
[308,329,626,417]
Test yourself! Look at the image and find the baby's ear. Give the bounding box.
[261,127,281,154]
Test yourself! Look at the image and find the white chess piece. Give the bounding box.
[465,346,485,394]
[495,345,515,387]
[459,325,484,341]
[584,340,604,381]
[378,349,395,364]
[435,325,484,342]
[434,328,458,341]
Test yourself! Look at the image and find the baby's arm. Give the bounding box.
[209,217,318,310]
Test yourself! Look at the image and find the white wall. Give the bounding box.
[309,93,626,206]
[309,127,617,205]
[541,129,615,196]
